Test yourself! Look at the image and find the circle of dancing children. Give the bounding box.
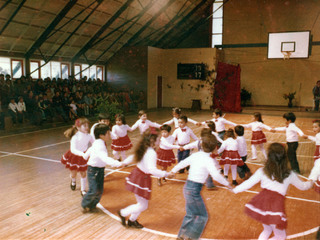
[117,130,173,229]
[61,118,94,196]
[232,143,313,240]
[111,114,133,161]
[171,115,198,173]
[170,134,232,240]
[82,124,124,212]
[156,124,180,186]
[163,107,200,129]
[90,113,113,140]
[242,112,272,161]
[218,128,244,186]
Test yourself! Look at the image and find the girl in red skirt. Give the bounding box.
[111,114,133,161]
[305,120,320,161]
[118,130,172,229]
[242,112,273,161]
[233,143,313,240]
[218,128,244,185]
[61,118,94,196]
[156,124,180,186]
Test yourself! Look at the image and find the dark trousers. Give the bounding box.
[315,98,320,111]
[0,112,5,129]
[237,156,251,179]
[81,166,105,209]
[287,142,300,173]
[177,149,190,173]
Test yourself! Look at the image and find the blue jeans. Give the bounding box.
[81,166,105,209]
[177,149,190,173]
[178,180,208,240]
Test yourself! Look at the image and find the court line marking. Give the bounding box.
[0,125,69,139]
[0,151,60,163]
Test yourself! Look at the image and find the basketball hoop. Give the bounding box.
[281,51,292,60]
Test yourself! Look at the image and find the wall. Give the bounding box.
[106,46,148,95]
[222,0,320,107]
[148,47,218,109]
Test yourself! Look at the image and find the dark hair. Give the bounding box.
[98,113,110,121]
[264,143,290,183]
[254,112,263,123]
[133,130,159,163]
[115,113,126,124]
[283,112,296,123]
[313,119,320,127]
[64,118,90,138]
[214,108,222,117]
[160,124,171,133]
[94,124,110,139]
[224,128,235,139]
[201,135,217,153]
[200,128,212,138]
[172,107,181,115]
[138,110,146,117]
[235,125,244,136]
[206,121,216,132]
[179,115,188,123]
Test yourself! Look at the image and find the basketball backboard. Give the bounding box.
[268,31,310,59]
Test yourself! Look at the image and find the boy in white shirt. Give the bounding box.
[235,125,252,179]
[131,110,162,135]
[172,115,198,173]
[273,112,305,174]
[82,124,124,212]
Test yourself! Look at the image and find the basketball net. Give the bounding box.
[281,51,291,60]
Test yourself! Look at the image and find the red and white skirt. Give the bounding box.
[245,188,287,230]
[314,145,320,161]
[111,135,132,151]
[61,150,87,172]
[219,150,244,166]
[156,148,176,167]
[251,131,267,145]
[125,167,152,200]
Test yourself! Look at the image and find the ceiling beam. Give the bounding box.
[169,0,220,48]
[25,0,78,59]
[0,0,26,35]
[124,0,176,47]
[0,0,12,12]
[72,0,135,63]
[156,0,208,48]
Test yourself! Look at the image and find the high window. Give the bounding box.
[212,0,223,48]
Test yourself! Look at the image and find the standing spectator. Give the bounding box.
[52,91,68,122]
[0,100,5,130]
[17,96,27,123]
[313,80,320,111]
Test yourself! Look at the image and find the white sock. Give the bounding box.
[81,177,87,191]
[231,165,237,180]
[71,177,76,185]
[120,151,126,160]
[113,150,120,159]
[258,224,273,240]
[260,144,267,159]
[224,164,230,176]
[251,145,257,159]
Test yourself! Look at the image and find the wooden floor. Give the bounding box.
[0,108,319,240]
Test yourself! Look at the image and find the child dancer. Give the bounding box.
[131,110,161,135]
[111,114,133,161]
[90,113,113,140]
[242,112,272,161]
[118,130,172,229]
[201,108,236,140]
[82,124,123,212]
[172,115,198,173]
[170,134,232,240]
[235,125,252,179]
[304,120,320,161]
[273,112,305,174]
[182,128,221,190]
[206,120,224,144]
[233,143,313,240]
[218,128,244,185]
[156,124,180,186]
[61,118,94,196]
[163,107,199,129]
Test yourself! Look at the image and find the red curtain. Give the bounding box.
[213,62,241,113]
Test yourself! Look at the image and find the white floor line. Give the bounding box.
[0,125,69,139]
[0,151,60,163]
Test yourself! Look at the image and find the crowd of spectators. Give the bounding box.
[0,73,146,130]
